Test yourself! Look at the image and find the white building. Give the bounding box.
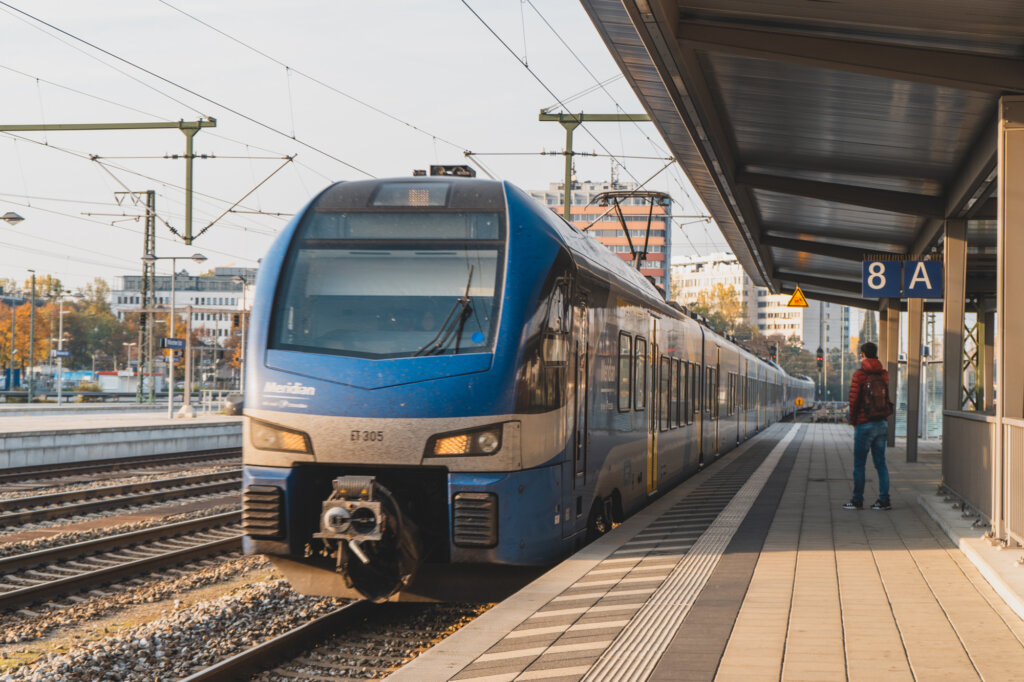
[670,253,806,341]
[110,266,256,345]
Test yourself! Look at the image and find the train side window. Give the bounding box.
[673,359,682,428]
[705,369,712,414]
[634,337,647,411]
[682,361,690,424]
[690,362,698,423]
[716,368,724,417]
[617,332,632,412]
[659,356,671,431]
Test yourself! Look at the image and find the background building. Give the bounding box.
[670,253,807,341]
[111,266,256,345]
[529,181,671,296]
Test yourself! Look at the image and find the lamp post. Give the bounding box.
[122,342,137,371]
[141,252,207,418]
[27,269,35,403]
[52,289,82,405]
[234,275,248,396]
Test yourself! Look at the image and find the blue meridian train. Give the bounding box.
[241,176,815,602]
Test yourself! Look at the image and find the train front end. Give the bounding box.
[242,178,562,601]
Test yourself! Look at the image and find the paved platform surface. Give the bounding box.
[0,412,240,435]
[390,423,1024,682]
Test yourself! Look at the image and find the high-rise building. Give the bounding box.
[529,181,671,296]
[670,253,807,341]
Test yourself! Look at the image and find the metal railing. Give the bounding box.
[943,410,996,523]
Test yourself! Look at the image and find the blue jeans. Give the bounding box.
[852,420,890,504]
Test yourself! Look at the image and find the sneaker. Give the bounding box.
[842,500,862,510]
[871,499,892,510]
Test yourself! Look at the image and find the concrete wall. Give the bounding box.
[0,421,242,468]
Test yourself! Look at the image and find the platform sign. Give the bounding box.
[786,286,809,308]
[51,349,71,358]
[903,260,943,298]
[161,337,185,350]
[795,397,804,407]
[861,260,902,298]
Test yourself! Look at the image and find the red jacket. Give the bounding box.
[848,357,889,425]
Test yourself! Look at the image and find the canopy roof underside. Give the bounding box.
[581,0,1022,309]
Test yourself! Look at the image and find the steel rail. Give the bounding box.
[0,476,241,526]
[0,470,241,512]
[0,510,241,574]
[0,533,241,612]
[0,447,241,485]
[180,601,372,682]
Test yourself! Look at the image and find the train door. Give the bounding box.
[562,294,589,539]
[702,344,717,458]
[713,347,721,455]
[742,359,748,437]
[572,297,589,488]
[647,315,659,494]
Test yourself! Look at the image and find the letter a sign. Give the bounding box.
[903,260,943,298]
[786,286,809,308]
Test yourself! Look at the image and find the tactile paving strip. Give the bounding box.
[450,424,801,682]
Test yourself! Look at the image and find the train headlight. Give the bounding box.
[475,430,500,454]
[250,419,312,454]
[428,424,503,456]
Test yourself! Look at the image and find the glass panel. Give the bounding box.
[272,246,500,359]
[371,182,449,207]
[660,357,671,431]
[304,211,499,240]
[635,338,647,411]
[618,333,632,412]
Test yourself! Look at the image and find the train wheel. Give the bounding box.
[585,499,612,543]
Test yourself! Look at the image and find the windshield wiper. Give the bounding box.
[413,265,474,357]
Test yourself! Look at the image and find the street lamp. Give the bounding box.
[122,342,137,371]
[52,289,83,405]
[234,275,249,396]
[141,252,207,418]
[2,212,24,225]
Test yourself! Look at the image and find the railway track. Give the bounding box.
[0,470,242,526]
[184,601,489,681]
[0,447,241,487]
[0,511,242,612]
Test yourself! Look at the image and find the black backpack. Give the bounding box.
[861,370,893,421]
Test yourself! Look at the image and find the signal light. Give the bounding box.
[429,164,476,177]
[816,346,824,369]
[770,345,778,363]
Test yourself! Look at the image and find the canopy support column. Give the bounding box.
[906,297,923,462]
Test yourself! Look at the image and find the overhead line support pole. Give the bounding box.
[538,112,652,220]
[0,119,215,245]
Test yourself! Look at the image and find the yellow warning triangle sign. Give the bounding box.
[787,286,809,308]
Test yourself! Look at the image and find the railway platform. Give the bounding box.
[390,422,1024,682]
[0,412,241,469]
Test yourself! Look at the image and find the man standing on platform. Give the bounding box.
[843,342,893,510]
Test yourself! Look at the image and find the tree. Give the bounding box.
[686,283,749,337]
[80,278,113,315]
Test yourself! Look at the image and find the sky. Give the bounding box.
[0,0,732,292]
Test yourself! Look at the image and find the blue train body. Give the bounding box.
[241,177,814,601]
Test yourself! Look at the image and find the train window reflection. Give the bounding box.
[634,338,647,411]
[272,247,501,359]
[618,333,632,412]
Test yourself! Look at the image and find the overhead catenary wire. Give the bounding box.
[460,0,646,188]
[523,0,716,257]
[0,59,332,189]
[0,1,375,178]
[156,0,468,153]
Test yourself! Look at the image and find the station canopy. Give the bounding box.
[580,1,1021,309]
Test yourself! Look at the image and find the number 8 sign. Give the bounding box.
[861,261,902,298]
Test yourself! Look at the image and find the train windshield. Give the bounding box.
[271,212,504,359]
